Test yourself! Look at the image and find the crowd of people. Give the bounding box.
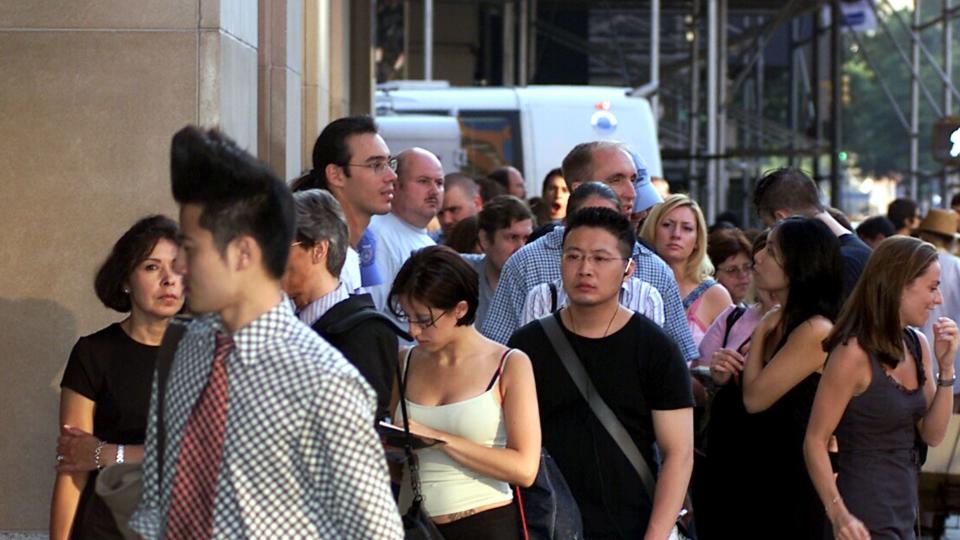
[49,115,960,540]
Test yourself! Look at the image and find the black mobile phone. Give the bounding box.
[376,421,442,450]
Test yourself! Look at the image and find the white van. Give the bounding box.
[375,82,662,197]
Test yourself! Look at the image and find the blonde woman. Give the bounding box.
[641,194,732,346]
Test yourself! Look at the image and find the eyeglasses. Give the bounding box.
[562,252,627,266]
[717,263,754,277]
[344,157,398,175]
[397,308,449,328]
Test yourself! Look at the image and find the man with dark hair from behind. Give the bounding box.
[887,197,922,237]
[462,195,534,328]
[292,115,398,290]
[482,142,698,365]
[130,126,402,539]
[856,215,897,249]
[508,207,694,539]
[283,188,400,422]
[752,167,871,299]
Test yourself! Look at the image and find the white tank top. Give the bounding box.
[396,348,513,517]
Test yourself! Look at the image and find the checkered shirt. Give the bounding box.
[129,297,404,539]
[479,226,699,362]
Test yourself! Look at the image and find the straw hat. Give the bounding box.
[917,208,960,239]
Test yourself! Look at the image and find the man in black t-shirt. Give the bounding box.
[508,207,694,539]
[752,168,871,300]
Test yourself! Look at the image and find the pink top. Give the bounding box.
[686,295,710,346]
[698,304,765,365]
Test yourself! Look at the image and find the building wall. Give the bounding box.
[0,0,355,532]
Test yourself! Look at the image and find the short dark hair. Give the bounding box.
[477,177,506,203]
[95,215,179,312]
[445,215,481,254]
[563,206,635,259]
[292,115,378,191]
[752,168,823,219]
[292,189,349,276]
[951,192,960,207]
[566,181,621,217]
[827,207,853,231]
[708,228,751,269]
[541,167,563,193]
[856,215,896,242]
[487,167,511,191]
[478,195,533,239]
[388,245,479,326]
[170,126,295,279]
[887,198,919,230]
[444,173,479,199]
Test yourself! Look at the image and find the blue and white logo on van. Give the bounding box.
[591,110,618,135]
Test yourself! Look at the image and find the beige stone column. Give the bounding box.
[259,0,303,180]
[0,0,259,531]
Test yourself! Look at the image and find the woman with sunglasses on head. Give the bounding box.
[805,237,958,540]
[50,215,184,540]
[641,194,733,347]
[737,216,842,540]
[388,245,541,539]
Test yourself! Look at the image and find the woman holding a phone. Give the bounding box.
[387,246,541,539]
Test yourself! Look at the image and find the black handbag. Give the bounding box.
[395,352,444,540]
[541,315,692,540]
[515,448,584,540]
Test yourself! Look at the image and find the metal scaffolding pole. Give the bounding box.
[706,0,719,223]
[519,0,529,85]
[424,0,434,80]
[688,0,701,203]
[944,0,953,203]
[718,0,729,214]
[651,0,660,120]
[911,1,920,199]
[812,10,822,182]
[830,0,842,208]
[503,1,515,86]
[789,18,800,168]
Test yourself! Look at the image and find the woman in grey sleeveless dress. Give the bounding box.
[805,236,959,540]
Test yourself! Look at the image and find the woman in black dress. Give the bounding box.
[740,217,841,539]
[50,215,184,539]
[805,236,958,540]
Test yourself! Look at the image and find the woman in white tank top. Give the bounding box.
[388,246,541,539]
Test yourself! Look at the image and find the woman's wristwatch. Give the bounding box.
[116,444,125,464]
[937,374,956,387]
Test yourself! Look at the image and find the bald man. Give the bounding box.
[367,148,444,326]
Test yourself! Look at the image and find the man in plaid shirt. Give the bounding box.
[130,126,403,539]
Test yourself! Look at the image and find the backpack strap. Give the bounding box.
[549,282,559,313]
[326,304,413,342]
[721,306,748,349]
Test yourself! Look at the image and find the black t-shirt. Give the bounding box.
[508,312,694,539]
[61,323,158,445]
[839,233,871,300]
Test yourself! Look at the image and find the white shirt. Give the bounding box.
[297,282,351,327]
[520,277,665,328]
[340,247,362,293]
[922,250,960,393]
[367,212,436,323]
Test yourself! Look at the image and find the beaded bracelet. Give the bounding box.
[94,440,106,470]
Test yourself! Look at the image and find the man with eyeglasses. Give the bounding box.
[293,115,399,292]
[367,148,444,331]
[508,207,694,539]
[481,141,698,366]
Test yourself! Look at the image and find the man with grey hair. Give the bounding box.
[437,173,483,241]
[283,188,399,420]
[481,143,698,365]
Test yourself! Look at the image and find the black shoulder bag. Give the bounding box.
[541,315,691,540]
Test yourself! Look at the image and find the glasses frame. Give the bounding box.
[343,156,398,175]
[399,307,450,329]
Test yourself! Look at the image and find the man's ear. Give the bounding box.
[231,235,260,272]
[311,240,330,265]
[477,229,492,253]
[623,259,635,281]
[472,195,483,210]
[772,209,792,222]
[325,163,346,190]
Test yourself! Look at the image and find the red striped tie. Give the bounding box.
[165,332,233,539]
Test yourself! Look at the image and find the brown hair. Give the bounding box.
[823,236,939,368]
[708,228,752,270]
[95,215,179,312]
[388,245,479,326]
